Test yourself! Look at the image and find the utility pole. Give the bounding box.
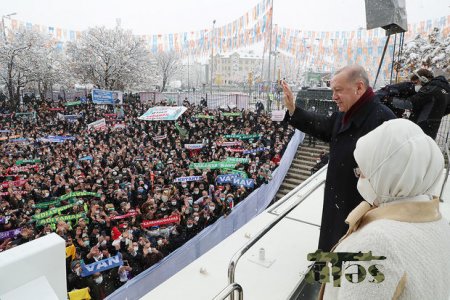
[210,19,216,97]
[266,1,274,111]
[187,51,190,94]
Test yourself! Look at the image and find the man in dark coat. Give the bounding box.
[282,65,396,252]
[408,69,450,139]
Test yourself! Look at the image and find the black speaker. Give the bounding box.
[365,0,407,34]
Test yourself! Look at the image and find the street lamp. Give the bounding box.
[2,12,17,43]
[210,19,216,97]
[271,50,280,82]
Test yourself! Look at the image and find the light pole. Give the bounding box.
[272,50,279,83]
[2,12,17,43]
[210,19,216,97]
[187,51,190,94]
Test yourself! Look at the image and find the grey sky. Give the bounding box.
[0,0,448,35]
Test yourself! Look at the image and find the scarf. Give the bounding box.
[342,87,374,125]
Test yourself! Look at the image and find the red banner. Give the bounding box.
[7,164,39,173]
[0,191,28,196]
[110,210,139,220]
[225,147,244,152]
[104,114,117,120]
[1,179,27,189]
[216,141,242,147]
[141,215,180,228]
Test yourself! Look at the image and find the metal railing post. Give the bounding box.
[226,169,326,300]
[212,283,243,300]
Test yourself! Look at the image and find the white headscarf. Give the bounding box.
[354,119,444,206]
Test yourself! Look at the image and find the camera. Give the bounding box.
[376,82,415,118]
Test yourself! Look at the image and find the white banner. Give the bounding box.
[88,118,106,131]
[138,106,187,121]
[173,176,203,183]
[184,144,204,150]
[271,110,286,122]
[152,134,167,141]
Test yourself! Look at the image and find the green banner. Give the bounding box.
[189,161,237,170]
[222,112,242,117]
[58,191,100,202]
[175,123,188,138]
[34,191,100,208]
[15,112,36,116]
[32,202,79,220]
[225,157,249,164]
[224,134,262,140]
[15,159,41,165]
[222,168,248,178]
[195,114,215,119]
[64,101,82,106]
[36,212,86,226]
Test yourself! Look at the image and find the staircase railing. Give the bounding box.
[213,166,327,300]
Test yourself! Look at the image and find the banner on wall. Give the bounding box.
[92,89,123,105]
[138,106,187,121]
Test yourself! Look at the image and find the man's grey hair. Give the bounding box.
[334,65,370,87]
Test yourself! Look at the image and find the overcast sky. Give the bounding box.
[1,0,448,34]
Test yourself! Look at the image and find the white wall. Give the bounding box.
[0,233,67,300]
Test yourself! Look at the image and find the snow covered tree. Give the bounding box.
[153,51,182,92]
[28,42,70,101]
[66,26,153,91]
[0,28,52,108]
[395,27,450,76]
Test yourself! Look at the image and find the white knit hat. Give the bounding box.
[354,119,444,205]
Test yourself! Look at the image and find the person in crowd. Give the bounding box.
[407,68,450,139]
[282,64,396,252]
[323,119,450,300]
[0,95,294,298]
[310,151,329,175]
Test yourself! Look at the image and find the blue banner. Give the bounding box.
[243,147,268,155]
[231,177,255,188]
[38,135,76,143]
[48,135,76,141]
[81,254,123,277]
[215,174,241,185]
[9,138,29,143]
[79,155,93,161]
[92,89,123,105]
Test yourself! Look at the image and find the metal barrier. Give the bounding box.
[225,167,327,300]
[436,115,450,152]
[296,98,338,116]
[140,91,256,110]
[212,283,244,300]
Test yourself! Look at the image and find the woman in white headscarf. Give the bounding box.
[322,119,450,300]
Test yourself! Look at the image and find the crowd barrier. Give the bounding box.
[139,91,281,111]
[106,130,304,300]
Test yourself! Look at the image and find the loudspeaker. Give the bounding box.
[365,0,407,34]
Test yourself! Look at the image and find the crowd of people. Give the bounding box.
[0,95,294,299]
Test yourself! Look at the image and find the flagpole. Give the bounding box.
[266,0,274,112]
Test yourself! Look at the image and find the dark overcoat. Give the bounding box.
[287,98,395,251]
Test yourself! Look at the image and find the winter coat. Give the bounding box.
[287,96,395,251]
[323,198,450,300]
[409,75,450,139]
